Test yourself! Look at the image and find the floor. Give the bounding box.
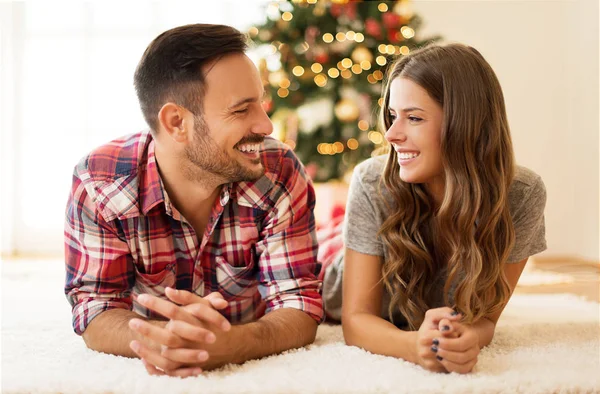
[516,258,600,302]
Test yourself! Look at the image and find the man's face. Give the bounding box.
[185,53,273,183]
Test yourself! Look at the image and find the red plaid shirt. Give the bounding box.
[65,131,323,335]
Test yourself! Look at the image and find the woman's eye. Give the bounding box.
[408,116,423,123]
[389,113,397,121]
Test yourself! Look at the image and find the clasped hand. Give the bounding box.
[415,307,481,374]
[128,287,232,377]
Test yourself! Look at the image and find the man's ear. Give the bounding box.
[158,103,189,143]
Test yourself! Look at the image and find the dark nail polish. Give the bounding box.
[436,355,443,361]
[441,325,450,331]
[432,338,439,346]
[451,310,458,316]
[430,346,438,353]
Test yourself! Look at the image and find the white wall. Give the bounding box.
[413,0,599,261]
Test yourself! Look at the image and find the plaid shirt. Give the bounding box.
[65,131,323,335]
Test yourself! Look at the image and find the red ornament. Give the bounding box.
[330,1,357,20]
[387,30,400,43]
[262,99,273,113]
[365,18,382,39]
[315,53,329,64]
[382,12,402,29]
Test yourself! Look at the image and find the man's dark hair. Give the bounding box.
[134,24,248,132]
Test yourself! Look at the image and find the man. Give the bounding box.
[64,24,323,378]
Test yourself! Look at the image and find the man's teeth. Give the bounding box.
[398,152,419,159]
[237,144,260,153]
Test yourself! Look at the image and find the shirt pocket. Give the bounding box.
[134,264,176,297]
[214,255,257,300]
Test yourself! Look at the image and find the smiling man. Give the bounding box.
[64,24,323,377]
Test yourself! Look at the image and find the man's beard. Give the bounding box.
[183,116,265,184]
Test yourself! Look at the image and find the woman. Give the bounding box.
[320,43,547,374]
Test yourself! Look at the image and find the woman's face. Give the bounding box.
[385,77,445,198]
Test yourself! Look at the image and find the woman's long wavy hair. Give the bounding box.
[378,43,516,329]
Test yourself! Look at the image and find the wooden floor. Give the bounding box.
[515,259,600,303]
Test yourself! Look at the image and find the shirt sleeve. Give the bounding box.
[343,164,385,256]
[255,151,324,323]
[507,174,548,263]
[64,168,135,335]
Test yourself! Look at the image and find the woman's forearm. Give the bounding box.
[470,317,496,348]
[343,312,418,364]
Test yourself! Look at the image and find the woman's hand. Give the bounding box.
[415,307,461,373]
[434,319,481,374]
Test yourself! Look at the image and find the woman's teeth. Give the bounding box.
[398,152,419,159]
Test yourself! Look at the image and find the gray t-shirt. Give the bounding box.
[323,155,547,324]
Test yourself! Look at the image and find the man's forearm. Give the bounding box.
[82,309,166,357]
[215,308,317,367]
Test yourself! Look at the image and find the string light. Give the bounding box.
[341,58,353,68]
[373,70,384,80]
[292,66,305,76]
[277,88,289,98]
[328,68,340,78]
[333,142,344,153]
[311,63,323,73]
[400,26,415,39]
[337,61,345,70]
[346,31,356,40]
[351,64,363,74]
[355,33,365,42]
[284,139,297,150]
[323,33,334,43]
[307,0,317,3]
[335,32,347,42]
[358,120,369,131]
[279,78,290,88]
[386,44,395,54]
[347,138,359,150]
[314,73,328,87]
[378,44,387,54]
[400,46,410,55]
[248,27,259,36]
[376,56,387,66]
[282,12,293,21]
[378,3,388,12]
[341,69,352,79]
[367,74,377,84]
[268,45,277,55]
[368,131,384,144]
[378,98,384,107]
[360,60,372,70]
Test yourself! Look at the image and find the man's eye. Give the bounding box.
[234,108,249,114]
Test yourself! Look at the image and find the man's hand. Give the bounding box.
[128,289,231,377]
[434,319,480,374]
[415,307,462,373]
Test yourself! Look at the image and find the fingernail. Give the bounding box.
[194,368,203,375]
[138,294,149,304]
[441,325,450,331]
[432,338,439,346]
[130,341,140,352]
[436,355,443,361]
[430,346,438,353]
[197,351,208,361]
[222,321,231,331]
[129,319,140,329]
[206,333,216,343]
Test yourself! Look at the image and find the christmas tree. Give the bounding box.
[248,0,440,182]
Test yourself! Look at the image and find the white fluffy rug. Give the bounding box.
[2,260,599,394]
